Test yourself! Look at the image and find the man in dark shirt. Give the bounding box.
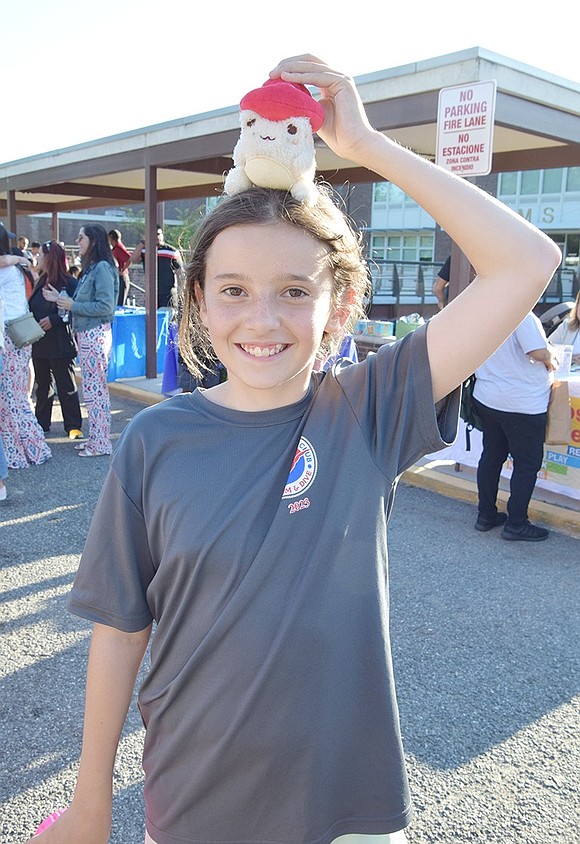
[130,226,183,309]
[433,255,451,310]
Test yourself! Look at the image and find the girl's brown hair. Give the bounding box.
[35,240,70,292]
[178,186,370,379]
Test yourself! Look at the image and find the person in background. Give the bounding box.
[108,229,132,306]
[130,225,183,309]
[44,224,118,457]
[0,224,51,468]
[549,288,580,366]
[0,304,8,500]
[432,255,450,310]
[17,235,33,261]
[29,240,83,439]
[29,241,42,279]
[27,56,560,844]
[69,264,81,280]
[11,237,36,299]
[473,310,556,541]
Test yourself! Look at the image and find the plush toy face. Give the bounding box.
[235,110,316,190]
[224,79,325,204]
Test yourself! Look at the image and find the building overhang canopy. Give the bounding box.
[1,47,579,217]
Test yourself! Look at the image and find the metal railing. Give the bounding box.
[369,261,443,306]
[538,267,579,303]
[368,260,578,306]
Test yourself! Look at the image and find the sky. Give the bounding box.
[1,0,578,165]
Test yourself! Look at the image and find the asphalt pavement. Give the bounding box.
[1,390,579,844]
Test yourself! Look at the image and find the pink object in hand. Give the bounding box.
[33,808,67,836]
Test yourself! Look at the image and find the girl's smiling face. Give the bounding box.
[197,221,345,412]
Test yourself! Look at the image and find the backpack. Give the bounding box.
[18,264,35,300]
[460,373,483,450]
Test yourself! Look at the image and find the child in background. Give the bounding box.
[30,56,560,844]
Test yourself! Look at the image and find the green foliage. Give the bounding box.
[163,204,208,261]
[119,206,146,244]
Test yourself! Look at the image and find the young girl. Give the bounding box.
[29,240,83,438]
[30,56,560,844]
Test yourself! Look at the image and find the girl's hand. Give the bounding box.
[269,54,376,164]
[26,803,111,843]
[56,294,72,311]
[42,284,60,303]
[39,317,52,331]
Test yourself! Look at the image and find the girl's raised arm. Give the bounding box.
[270,56,562,401]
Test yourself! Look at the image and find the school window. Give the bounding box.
[403,236,417,262]
[566,167,580,192]
[419,235,434,261]
[371,235,387,260]
[370,233,434,262]
[373,183,388,204]
[520,170,541,195]
[498,167,578,202]
[542,168,564,194]
[498,172,517,195]
[372,181,417,208]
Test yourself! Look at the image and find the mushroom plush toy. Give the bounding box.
[224,79,325,205]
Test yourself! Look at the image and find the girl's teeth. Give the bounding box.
[243,344,284,357]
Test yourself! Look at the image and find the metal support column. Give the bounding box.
[7,190,17,240]
[144,163,158,379]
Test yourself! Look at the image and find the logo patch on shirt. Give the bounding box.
[283,437,317,499]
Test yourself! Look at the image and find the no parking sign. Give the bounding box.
[436,80,497,176]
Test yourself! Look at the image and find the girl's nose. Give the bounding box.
[245,295,281,331]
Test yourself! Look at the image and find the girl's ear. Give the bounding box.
[194,281,208,327]
[325,287,356,335]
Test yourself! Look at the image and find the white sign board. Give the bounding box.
[436,80,497,176]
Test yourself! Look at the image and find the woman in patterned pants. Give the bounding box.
[44,224,118,457]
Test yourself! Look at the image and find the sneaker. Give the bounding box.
[68,429,84,440]
[500,521,549,542]
[474,512,507,532]
[0,484,6,502]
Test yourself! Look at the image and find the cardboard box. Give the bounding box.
[395,320,422,340]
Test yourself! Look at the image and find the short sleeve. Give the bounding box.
[334,324,460,475]
[68,458,157,633]
[514,313,547,355]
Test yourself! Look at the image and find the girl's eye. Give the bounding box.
[285,288,308,298]
[223,286,245,297]
[287,123,298,135]
[246,118,256,128]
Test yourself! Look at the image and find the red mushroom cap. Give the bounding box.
[240,79,325,132]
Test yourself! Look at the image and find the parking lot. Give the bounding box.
[1,390,579,843]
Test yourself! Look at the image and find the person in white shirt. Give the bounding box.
[0,224,51,468]
[472,311,556,541]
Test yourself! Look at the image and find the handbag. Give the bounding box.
[4,310,45,348]
[545,380,571,445]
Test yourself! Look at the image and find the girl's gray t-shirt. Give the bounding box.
[69,324,459,844]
